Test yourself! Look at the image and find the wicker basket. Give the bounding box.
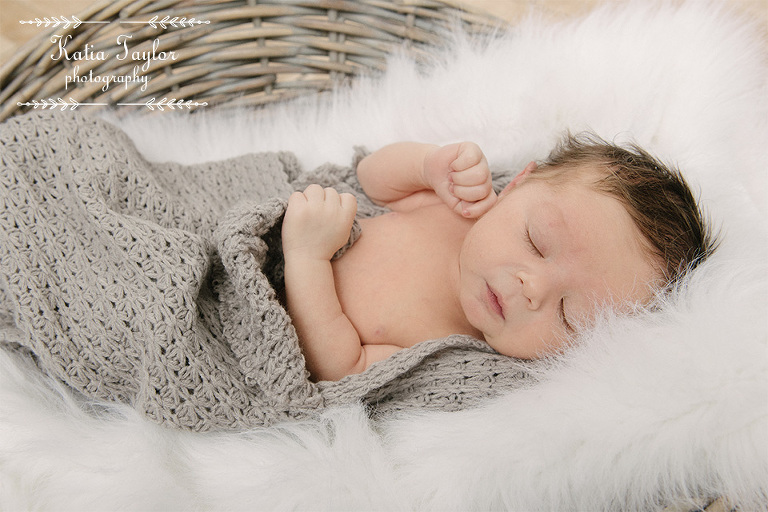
[0,0,506,121]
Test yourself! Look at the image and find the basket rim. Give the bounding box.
[0,0,509,120]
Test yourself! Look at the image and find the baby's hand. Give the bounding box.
[282,185,357,261]
[423,142,497,218]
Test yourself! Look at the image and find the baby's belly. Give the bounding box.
[330,209,472,347]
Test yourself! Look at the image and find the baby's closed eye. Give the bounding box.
[525,226,543,257]
[559,298,575,334]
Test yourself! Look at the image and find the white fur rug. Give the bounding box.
[1,1,766,510]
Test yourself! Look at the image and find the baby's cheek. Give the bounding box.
[497,320,566,359]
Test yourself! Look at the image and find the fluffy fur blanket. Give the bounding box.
[0,111,527,431]
[1,0,765,510]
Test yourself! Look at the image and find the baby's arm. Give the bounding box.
[282,184,402,381]
[357,141,496,218]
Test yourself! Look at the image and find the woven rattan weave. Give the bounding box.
[0,0,505,120]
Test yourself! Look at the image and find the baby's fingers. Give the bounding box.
[450,142,485,172]
[338,191,357,212]
[450,162,492,187]
[451,181,493,202]
[456,189,498,218]
[450,161,493,202]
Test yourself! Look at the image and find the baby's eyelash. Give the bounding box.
[525,228,543,257]
[560,298,575,334]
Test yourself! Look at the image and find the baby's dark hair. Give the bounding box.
[532,132,718,287]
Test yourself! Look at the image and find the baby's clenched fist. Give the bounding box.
[282,185,357,261]
[423,142,497,218]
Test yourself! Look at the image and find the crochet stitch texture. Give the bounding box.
[0,111,530,431]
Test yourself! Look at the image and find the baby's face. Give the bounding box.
[458,168,661,359]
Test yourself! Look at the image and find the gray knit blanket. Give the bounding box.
[0,111,531,431]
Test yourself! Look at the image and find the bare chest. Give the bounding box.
[331,205,477,347]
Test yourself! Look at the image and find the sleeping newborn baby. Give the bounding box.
[281,134,716,381]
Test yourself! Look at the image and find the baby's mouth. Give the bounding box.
[486,283,505,319]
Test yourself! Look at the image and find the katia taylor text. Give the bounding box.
[50,34,177,92]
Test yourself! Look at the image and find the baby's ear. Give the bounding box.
[500,161,537,196]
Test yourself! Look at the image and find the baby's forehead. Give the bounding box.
[529,165,638,222]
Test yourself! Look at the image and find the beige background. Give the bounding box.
[1,0,767,65]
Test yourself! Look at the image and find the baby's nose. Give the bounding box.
[517,271,553,311]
